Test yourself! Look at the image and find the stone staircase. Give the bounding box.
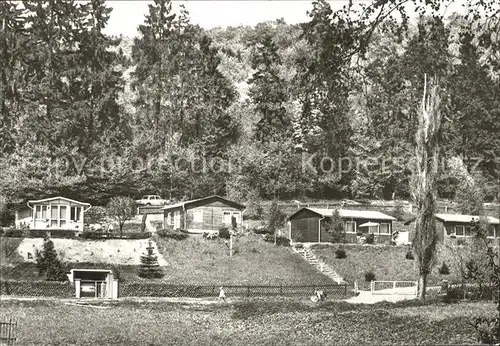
[292,244,346,285]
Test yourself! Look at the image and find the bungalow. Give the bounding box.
[404,213,500,242]
[288,208,397,244]
[163,195,245,233]
[15,196,91,231]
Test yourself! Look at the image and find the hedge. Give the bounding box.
[0,228,77,238]
[156,229,188,240]
[79,232,151,240]
[0,280,73,298]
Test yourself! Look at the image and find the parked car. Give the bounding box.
[135,195,169,206]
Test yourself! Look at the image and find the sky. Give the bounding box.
[104,0,358,37]
[104,0,467,38]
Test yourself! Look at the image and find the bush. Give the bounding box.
[157,229,188,240]
[364,271,376,282]
[335,248,347,259]
[218,227,231,240]
[203,231,218,240]
[365,233,375,244]
[252,226,273,235]
[439,261,450,275]
[405,250,414,260]
[472,317,500,344]
[275,236,290,247]
[262,234,274,242]
[2,228,24,237]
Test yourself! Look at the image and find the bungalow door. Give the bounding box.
[173,212,181,229]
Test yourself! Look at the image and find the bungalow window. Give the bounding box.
[487,227,495,238]
[59,206,67,227]
[51,206,58,227]
[223,212,232,225]
[222,211,241,227]
[344,221,356,233]
[455,226,465,237]
[465,226,471,237]
[233,212,241,224]
[70,207,81,222]
[193,210,203,223]
[166,213,172,225]
[379,223,390,234]
[35,205,48,220]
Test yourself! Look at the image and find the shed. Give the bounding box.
[288,208,397,244]
[162,195,245,233]
[15,196,91,231]
[68,269,118,299]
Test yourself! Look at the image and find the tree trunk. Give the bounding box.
[418,273,427,300]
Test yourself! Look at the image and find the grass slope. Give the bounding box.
[0,299,495,345]
[312,244,466,290]
[153,233,332,285]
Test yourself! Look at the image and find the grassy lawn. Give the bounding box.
[153,233,333,285]
[311,244,465,290]
[0,298,495,345]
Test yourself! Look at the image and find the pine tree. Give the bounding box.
[68,0,128,155]
[138,240,164,279]
[248,31,290,143]
[35,236,67,281]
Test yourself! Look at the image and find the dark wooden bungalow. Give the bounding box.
[404,213,500,244]
[162,195,245,233]
[288,208,397,244]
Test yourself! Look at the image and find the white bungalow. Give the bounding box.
[15,196,91,231]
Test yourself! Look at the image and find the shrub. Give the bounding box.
[405,250,414,260]
[364,271,376,282]
[365,233,375,244]
[472,317,500,344]
[275,236,290,247]
[335,248,347,259]
[157,229,188,240]
[252,227,273,235]
[2,228,24,237]
[439,261,450,275]
[218,227,231,240]
[263,234,274,242]
[203,231,218,240]
[110,264,124,282]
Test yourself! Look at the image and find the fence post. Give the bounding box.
[354,280,358,294]
[371,280,374,294]
[247,286,250,298]
[393,281,396,294]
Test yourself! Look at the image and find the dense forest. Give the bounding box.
[0,0,499,218]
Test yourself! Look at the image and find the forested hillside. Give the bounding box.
[1,0,499,222]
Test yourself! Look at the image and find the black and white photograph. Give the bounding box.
[0,0,499,344]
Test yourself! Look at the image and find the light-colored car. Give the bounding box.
[135,195,169,206]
